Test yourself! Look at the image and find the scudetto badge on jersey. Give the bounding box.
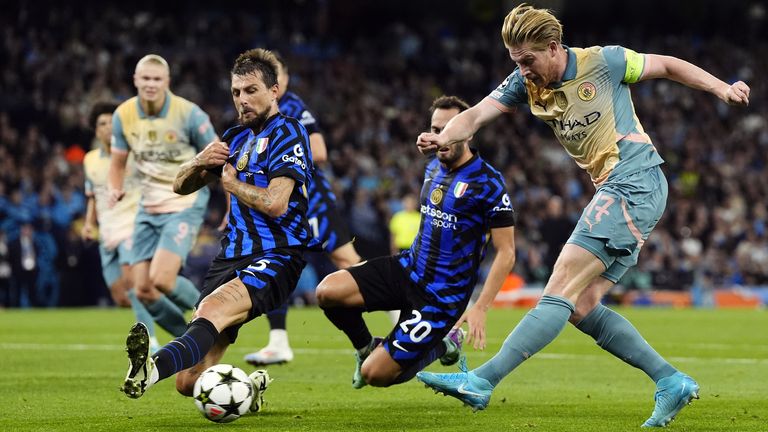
[453,182,468,198]
[577,82,597,101]
[430,188,443,205]
[255,137,269,154]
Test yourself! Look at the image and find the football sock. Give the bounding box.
[575,304,677,382]
[267,302,289,330]
[153,317,219,381]
[167,276,199,311]
[323,307,372,350]
[392,340,447,384]
[267,329,290,350]
[127,288,156,339]
[474,295,574,386]
[145,296,189,337]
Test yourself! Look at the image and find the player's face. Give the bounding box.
[508,42,556,87]
[133,63,169,103]
[431,107,468,166]
[231,71,278,130]
[95,113,112,146]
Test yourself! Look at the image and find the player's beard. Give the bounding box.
[437,142,466,167]
[240,107,270,131]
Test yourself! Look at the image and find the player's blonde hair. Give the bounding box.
[135,54,170,74]
[501,3,563,50]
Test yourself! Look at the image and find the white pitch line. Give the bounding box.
[2,343,767,365]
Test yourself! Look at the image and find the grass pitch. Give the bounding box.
[1,306,766,431]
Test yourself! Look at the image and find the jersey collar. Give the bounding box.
[550,45,577,89]
[136,90,172,119]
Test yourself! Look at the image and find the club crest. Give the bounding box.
[236,151,250,171]
[430,188,443,205]
[577,82,596,101]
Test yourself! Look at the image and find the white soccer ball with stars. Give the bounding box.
[193,364,253,423]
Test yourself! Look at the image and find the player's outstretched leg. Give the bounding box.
[416,356,494,412]
[439,328,466,366]
[122,322,156,399]
[248,370,273,413]
[642,372,700,427]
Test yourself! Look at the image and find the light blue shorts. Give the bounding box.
[567,165,668,283]
[99,240,133,287]
[129,203,207,265]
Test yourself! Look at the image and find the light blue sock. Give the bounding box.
[145,295,189,337]
[126,289,156,338]
[575,304,677,382]
[166,276,200,311]
[474,295,574,386]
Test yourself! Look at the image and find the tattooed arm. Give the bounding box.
[221,163,296,218]
[174,141,229,195]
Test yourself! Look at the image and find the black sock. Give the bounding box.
[266,301,289,330]
[153,318,219,381]
[392,342,447,384]
[323,307,371,350]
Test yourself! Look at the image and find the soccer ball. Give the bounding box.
[192,364,253,423]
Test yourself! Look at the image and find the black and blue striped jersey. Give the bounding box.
[398,153,516,310]
[218,113,313,258]
[278,91,341,246]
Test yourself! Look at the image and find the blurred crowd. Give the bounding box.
[1,1,766,307]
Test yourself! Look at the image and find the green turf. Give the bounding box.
[1,307,766,431]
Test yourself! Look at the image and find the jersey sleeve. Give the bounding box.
[268,120,311,185]
[111,114,130,153]
[297,108,320,135]
[487,69,528,110]
[186,105,217,151]
[484,178,516,228]
[602,45,646,84]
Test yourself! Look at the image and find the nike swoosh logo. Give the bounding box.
[391,340,409,352]
[241,269,256,277]
[680,383,686,395]
[457,382,486,397]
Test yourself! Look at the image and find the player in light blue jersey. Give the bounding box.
[416,3,750,428]
[108,54,218,339]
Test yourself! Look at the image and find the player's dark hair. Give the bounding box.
[429,95,470,114]
[89,101,118,129]
[232,48,279,88]
[272,50,287,73]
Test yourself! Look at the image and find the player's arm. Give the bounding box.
[417,99,503,154]
[221,163,295,218]
[639,54,749,106]
[81,195,98,242]
[455,225,516,350]
[174,141,230,195]
[309,133,327,163]
[107,150,128,208]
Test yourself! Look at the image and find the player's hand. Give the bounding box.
[217,213,229,232]
[195,141,230,169]
[221,162,237,192]
[107,188,125,208]
[416,132,441,155]
[452,305,488,350]
[722,81,750,106]
[80,223,97,242]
